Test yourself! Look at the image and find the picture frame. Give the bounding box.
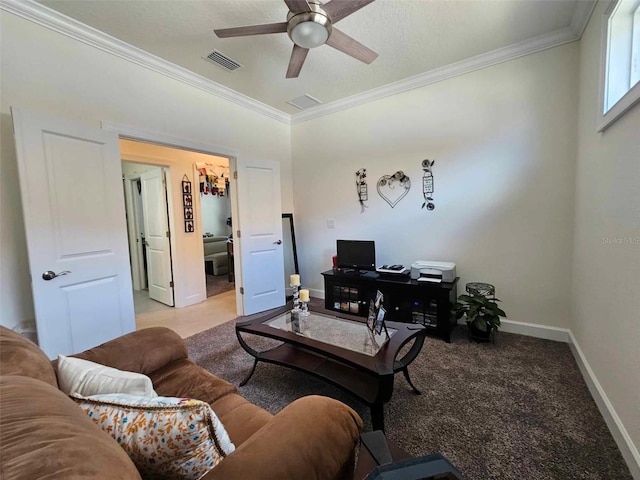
[374,307,387,335]
[182,180,191,194]
[184,220,194,233]
[367,300,376,331]
[183,194,193,207]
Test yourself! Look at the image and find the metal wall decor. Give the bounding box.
[355,168,368,213]
[377,171,411,208]
[421,159,435,210]
[182,175,194,233]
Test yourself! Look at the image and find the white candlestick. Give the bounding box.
[299,289,310,302]
[290,274,301,286]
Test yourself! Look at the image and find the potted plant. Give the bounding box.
[453,293,506,343]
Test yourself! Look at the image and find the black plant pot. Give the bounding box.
[467,322,496,344]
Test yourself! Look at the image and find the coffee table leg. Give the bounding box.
[239,359,258,387]
[402,367,422,395]
[371,404,385,432]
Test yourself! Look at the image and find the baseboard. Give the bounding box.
[568,331,640,479]
[310,288,325,300]
[311,287,639,476]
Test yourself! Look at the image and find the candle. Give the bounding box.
[290,274,301,286]
[299,289,310,302]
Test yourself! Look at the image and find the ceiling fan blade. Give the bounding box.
[284,0,311,14]
[322,0,375,23]
[326,28,378,64]
[286,45,309,78]
[214,22,288,38]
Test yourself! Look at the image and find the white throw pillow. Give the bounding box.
[57,355,157,397]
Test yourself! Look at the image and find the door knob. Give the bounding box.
[273,240,282,245]
[42,270,71,281]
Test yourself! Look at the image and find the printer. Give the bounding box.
[410,261,456,283]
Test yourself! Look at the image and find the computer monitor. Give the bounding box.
[336,240,376,272]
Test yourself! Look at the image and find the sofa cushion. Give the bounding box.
[0,326,57,387]
[149,358,237,405]
[57,354,157,397]
[211,393,273,447]
[0,376,142,480]
[64,327,189,377]
[71,393,235,480]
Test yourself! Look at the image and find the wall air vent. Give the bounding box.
[287,94,322,110]
[204,50,242,71]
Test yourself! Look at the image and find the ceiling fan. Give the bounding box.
[214,0,378,78]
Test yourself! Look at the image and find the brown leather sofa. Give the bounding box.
[0,326,363,480]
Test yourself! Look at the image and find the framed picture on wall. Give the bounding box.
[183,194,192,207]
[184,220,194,233]
[182,180,191,194]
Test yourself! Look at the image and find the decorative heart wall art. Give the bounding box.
[377,171,411,208]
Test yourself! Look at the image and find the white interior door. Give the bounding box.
[140,168,174,306]
[235,159,285,315]
[11,106,135,358]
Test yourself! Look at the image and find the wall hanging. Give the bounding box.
[377,171,411,208]
[196,162,229,197]
[421,159,435,210]
[182,175,194,233]
[355,168,368,213]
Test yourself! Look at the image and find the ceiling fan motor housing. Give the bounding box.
[287,3,332,49]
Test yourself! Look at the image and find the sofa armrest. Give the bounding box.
[203,395,363,480]
[61,327,188,376]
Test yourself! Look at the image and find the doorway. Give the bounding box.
[119,139,237,323]
[122,162,175,313]
[196,160,234,299]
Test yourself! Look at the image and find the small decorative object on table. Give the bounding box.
[454,283,504,343]
[299,288,310,316]
[290,274,301,312]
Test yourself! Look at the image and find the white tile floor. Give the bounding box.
[133,289,237,339]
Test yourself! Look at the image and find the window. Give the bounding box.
[598,0,640,131]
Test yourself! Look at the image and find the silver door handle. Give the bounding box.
[42,270,71,281]
[273,240,282,245]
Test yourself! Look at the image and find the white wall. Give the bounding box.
[573,0,640,469]
[0,12,292,329]
[201,194,231,237]
[292,43,579,329]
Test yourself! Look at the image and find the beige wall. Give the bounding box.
[573,0,640,471]
[292,43,579,329]
[0,12,292,330]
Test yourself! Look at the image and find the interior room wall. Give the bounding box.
[572,0,640,468]
[292,43,579,329]
[0,12,292,330]
[200,191,232,237]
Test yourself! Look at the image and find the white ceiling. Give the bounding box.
[38,0,580,116]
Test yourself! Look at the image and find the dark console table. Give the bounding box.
[322,269,459,342]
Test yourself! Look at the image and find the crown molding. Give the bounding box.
[570,0,598,39]
[0,0,291,125]
[291,25,580,123]
[2,0,594,126]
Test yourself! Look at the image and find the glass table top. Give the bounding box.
[264,311,397,357]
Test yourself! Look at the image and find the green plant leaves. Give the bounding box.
[453,292,506,332]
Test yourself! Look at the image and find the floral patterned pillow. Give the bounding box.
[71,393,235,480]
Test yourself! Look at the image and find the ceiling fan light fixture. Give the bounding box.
[287,12,331,49]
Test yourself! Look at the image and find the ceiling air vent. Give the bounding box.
[287,94,322,110]
[204,50,242,71]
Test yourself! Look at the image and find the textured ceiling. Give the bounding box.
[38,0,578,115]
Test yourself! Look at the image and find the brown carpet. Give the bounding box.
[186,302,631,480]
[206,274,234,297]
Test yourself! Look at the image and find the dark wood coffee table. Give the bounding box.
[235,306,427,431]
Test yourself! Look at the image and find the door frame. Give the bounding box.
[102,122,244,315]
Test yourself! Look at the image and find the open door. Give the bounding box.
[235,159,285,315]
[11,106,135,358]
[140,168,174,306]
